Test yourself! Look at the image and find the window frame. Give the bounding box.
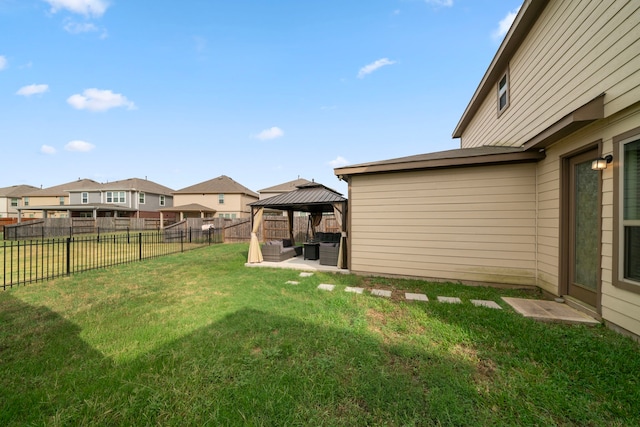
[10,198,18,207]
[81,192,89,204]
[59,196,65,206]
[159,195,166,206]
[497,68,510,116]
[106,191,126,204]
[218,194,225,204]
[613,126,640,294]
[139,192,145,205]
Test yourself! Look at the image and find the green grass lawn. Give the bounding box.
[1,243,639,426]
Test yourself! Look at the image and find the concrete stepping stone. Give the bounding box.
[405,293,428,302]
[371,289,392,298]
[345,287,364,294]
[317,284,335,291]
[286,280,299,285]
[471,299,502,309]
[437,296,461,304]
[299,272,314,277]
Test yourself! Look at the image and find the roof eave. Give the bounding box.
[335,149,545,178]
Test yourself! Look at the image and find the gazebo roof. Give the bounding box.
[249,183,346,213]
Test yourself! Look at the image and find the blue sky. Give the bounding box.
[1,0,522,195]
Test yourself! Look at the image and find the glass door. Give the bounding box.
[567,149,600,307]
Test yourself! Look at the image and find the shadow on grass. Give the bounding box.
[2,296,480,426]
[423,300,640,426]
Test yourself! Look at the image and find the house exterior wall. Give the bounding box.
[347,163,537,286]
[536,103,640,337]
[461,0,640,149]
[0,197,19,218]
[21,195,69,218]
[173,193,255,218]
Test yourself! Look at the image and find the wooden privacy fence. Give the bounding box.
[261,215,339,243]
[3,214,340,244]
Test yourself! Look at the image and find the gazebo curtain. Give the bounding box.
[310,212,323,237]
[247,207,264,263]
[333,202,346,269]
[288,210,295,244]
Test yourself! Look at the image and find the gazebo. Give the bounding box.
[247,183,348,268]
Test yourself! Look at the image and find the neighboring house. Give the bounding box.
[19,179,101,219]
[258,177,313,216]
[172,175,258,219]
[335,0,640,339]
[17,177,175,220]
[0,184,39,218]
[70,177,175,219]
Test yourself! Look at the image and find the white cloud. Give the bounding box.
[0,55,7,70]
[41,145,57,155]
[65,140,95,152]
[492,6,521,41]
[425,0,453,7]
[329,156,350,168]
[63,20,98,34]
[357,58,396,79]
[16,84,49,96]
[253,126,284,140]
[67,88,136,112]
[43,0,109,18]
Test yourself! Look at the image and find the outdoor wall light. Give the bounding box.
[591,154,613,171]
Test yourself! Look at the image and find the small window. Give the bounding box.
[218,194,225,204]
[10,198,18,207]
[139,193,145,204]
[59,197,65,206]
[24,197,29,206]
[81,192,88,204]
[498,70,510,114]
[159,195,165,206]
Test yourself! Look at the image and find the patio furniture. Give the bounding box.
[261,239,302,262]
[319,242,339,266]
[304,243,320,260]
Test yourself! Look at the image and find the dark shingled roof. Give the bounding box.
[250,183,346,213]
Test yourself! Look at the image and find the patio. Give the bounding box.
[245,255,350,274]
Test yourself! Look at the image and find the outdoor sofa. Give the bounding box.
[307,232,341,266]
[261,238,302,262]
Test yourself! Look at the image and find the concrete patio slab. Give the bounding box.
[405,293,428,302]
[345,287,364,294]
[245,257,349,274]
[299,272,314,277]
[286,280,299,285]
[437,296,461,304]
[371,289,392,298]
[471,299,502,309]
[317,284,335,291]
[502,297,600,325]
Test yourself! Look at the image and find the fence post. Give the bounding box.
[66,237,71,276]
[127,227,130,244]
[181,230,184,252]
[139,232,142,260]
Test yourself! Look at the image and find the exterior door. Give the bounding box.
[566,149,600,307]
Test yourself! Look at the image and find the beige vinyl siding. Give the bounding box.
[461,0,640,149]
[536,103,640,336]
[173,193,255,218]
[348,164,537,286]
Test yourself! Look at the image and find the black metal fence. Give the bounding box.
[1,228,222,290]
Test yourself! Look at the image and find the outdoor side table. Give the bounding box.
[304,243,320,260]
